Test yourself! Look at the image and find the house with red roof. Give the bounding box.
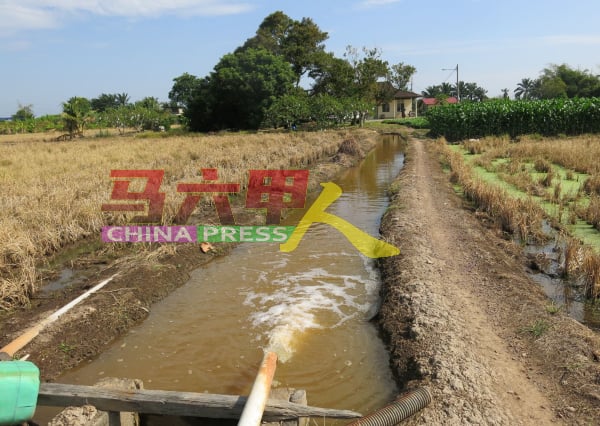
[421,97,458,108]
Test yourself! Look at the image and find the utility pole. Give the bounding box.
[442,64,459,101]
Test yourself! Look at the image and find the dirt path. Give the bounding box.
[378,134,600,425]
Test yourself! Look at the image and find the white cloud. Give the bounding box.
[0,4,58,36]
[0,0,254,37]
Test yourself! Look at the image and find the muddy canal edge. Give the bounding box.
[377,134,600,424]
[0,129,380,382]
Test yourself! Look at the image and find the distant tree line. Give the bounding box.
[168,11,417,131]
[421,81,488,102]
[3,93,176,137]
[514,64,600,100]
[418,63,600,105]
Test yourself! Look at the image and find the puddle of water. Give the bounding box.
[35,135,405,424]
[39,269,77,295]
[524,222,600,330]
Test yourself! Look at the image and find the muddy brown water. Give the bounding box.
[35,135,405,424]
[524,226,600,330]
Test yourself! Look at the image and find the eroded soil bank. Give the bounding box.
[377,133,600,425]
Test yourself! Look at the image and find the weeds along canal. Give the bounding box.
[37,134,406,424]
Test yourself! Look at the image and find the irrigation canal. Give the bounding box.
[36,134,406,424]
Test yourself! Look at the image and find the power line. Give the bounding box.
[442,64,459,101]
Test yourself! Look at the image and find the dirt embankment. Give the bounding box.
[0,131,378,381]
[377,133,600,425]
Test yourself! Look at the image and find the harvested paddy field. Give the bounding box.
[0,129,378,379]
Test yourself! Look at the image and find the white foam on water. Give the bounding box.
[242,266,379,362]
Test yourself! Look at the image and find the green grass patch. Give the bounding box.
[571,220,600,252]
[382,117,430,129]
[519,319,550,338]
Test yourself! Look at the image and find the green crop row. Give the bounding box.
[427,98,600,142]
[0,115,65,134]
[381,117,430,129]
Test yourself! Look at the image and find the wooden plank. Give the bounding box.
[49,378,142,426]
[38,383,361,421]
[96,377,142,426]
[263,388,308,426]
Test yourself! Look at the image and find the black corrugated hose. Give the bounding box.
[347,387,432,426]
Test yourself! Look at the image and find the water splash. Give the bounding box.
[243,267,379,362]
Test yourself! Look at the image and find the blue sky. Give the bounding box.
[1,0,599,117]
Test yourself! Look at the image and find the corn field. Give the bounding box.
[427,98,600,142]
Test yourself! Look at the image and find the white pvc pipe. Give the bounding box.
[1,274,118,356]
[237,351,278,426]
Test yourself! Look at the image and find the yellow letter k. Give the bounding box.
[280,182,400,258]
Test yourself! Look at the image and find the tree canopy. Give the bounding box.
[91,93,120,112]
[168,73,202,110]
[422,81,487,102]
[12,104,34,121]
[388,63,417,92]
[187,48,295,131]
[179,11,416,131]
[514,78,538,100]
[515,64,600,100]
[62,96,92,138]
[237,11,328,87]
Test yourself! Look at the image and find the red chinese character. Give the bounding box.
[176,168,240,224]
[246,170,309,225]
[101,170,165,223]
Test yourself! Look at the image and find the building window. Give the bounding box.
[397,102,405,112]
[382,103,390,113]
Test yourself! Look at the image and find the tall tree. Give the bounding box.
[538,76,568,99]
[169,72,202,110]
[283,17,328,86]
[309,52,355,98]
[517,64,600,100]
[136,97,162,111]
[388,62,417,91]
[422,81,486,101]
[514,78,538,100]
[62,97,91,139]
[91,93,119,112]
[238,11,328,86]
[187,48,295,131]
[342,46,390,125]
[458,81,487,102]
[539,63,600,98]
[239,11,292,54]
[12,103,34,121]
[185,77,214,132]
[422,82,454,97]
[115,93,130,107]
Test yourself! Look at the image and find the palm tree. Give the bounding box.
[422,82,454,98]
[439,82,454,96]
[62,97,92,139]
[421,85,441,97]
[514,78,536,100]
[116,92,130,107]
